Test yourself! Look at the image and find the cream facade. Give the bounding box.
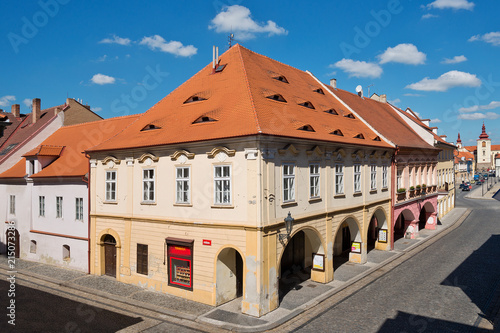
[89,137,393,317]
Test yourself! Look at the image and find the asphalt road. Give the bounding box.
[287,188,500,332]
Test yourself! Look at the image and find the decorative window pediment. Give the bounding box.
[370,151,380,159]
[170,150,195,161]
[306,146,324,157]
[138,153,159,164]
[102,156,121,167]
[351,150,365,159]
[381,151,392,159]
[206,146,236,159]
[335,148,347,159]
[278,144,299,156]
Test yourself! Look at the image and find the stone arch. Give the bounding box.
[333,216,362,264]
[420,201,437,230]
[394,209,415,241]
[214,245,245,306]
[367,207,389,251]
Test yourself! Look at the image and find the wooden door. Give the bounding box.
[104,243,116,277]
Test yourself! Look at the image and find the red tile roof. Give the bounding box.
[454,150,474,163]
[0,115,140,179]
[0,111,27,148]
[88,45,393,153]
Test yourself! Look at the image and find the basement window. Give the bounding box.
[330,129,344,136]
[193,116,217,124]
[324,109,338,115]
[267,94,287,102]
[273,75,289,83]
[344,113,355,119]
[141,124,161,131]
[184,95,206,104]
[298,125,315,132]
[354,133,365,139]
[313,88,325,95]
[298,101,315,109]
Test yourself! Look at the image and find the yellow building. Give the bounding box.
[87,45,395,317]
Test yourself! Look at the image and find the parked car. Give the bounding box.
[476,181,482,185]
[462,184,471,191]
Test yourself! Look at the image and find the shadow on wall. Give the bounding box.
[441,234,500,324]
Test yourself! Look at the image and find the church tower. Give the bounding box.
[476,122,492,171]
[456,132,463,150]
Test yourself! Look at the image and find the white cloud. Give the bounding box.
[404,93,424,97]
[0,95,15,107]
[427,0,475,10]
[378,44,426,65]
[389,98,401,105]
[96,55,107,62]
[99,35,131,46]
[458,112,500,120]
[91,107,102,112]
[91,74,116,85]
[458,101,500,113]
[209,5,287,40]
[422,13,438,19]
[430,118,442,123]
[139,35,197,57]
[332,59,383,78]
[441,55,467,64]
[23,98,31,107]
[406,70,481,92]
[469,32,500,46]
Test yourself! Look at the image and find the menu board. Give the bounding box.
[166,239,193,291]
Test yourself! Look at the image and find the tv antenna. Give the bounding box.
[228,33,235,48]
[367,84,374,97]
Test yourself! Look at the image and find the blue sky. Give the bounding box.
[1,0,499,146]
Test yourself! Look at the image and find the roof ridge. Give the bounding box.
[236,45,262,133]
[59,113,141,130]
[238,45,307,77]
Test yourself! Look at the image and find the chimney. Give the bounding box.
[330,78,337,89]
[380,94,387,103]
[32,98,41,124]
[212,46,216,72]
[11,104,20,117]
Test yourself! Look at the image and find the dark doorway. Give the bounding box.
[341,226,351,253]
[419,208,427,231]
[103,234,116,277]
[235,252,243,297]
[279,231,308,301]
[5,229,20,258]
[367,216,378,251]
[394,214,406,242]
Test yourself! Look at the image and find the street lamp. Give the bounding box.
[279,212,294,244]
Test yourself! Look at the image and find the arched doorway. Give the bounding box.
[333,218,361,267]
[279,229,324,301]
[419,206,427,231]
[367,209,388,252]
[394,209,415,242]
[215,247,243,306]
[103,234,116,277]
[5,229,20,258]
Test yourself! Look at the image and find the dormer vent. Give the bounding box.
[354,133,365,139]
[267,94,287,102]
[344,113,355,119]
[313,88,324,95]
[324,108,338,115]
[184,95,207,104]
[373,136,381,141]
[273,75,288,83]
[298,101,315,109]
[298,125,315,132]
[330,129,343,136]
[193,116,217,124]
[141,124,161,131]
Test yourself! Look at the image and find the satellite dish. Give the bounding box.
[355,85,363,93]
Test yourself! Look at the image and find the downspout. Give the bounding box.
[391,146,399,250]
[84,152,91,274]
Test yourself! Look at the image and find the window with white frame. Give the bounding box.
[143,169,155,202]
[105,170,117,201]
[335,164,344,194]
[9,195,15,215]
[56,196,63,218]
[283,164,295,202]
[397,169,403,190]
[382,165,388,188]
[354,164,361,192]
[309,164,320,198]
[39,196,45,217]
[214,165,231,204]
[75,198,84,220]
[176,167,190,204]
[370,165,377,190]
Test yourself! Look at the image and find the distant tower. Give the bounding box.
[456,132,462,150]
[476,122,492,171]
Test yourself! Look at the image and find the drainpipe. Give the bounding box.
[391,146,399,250]
[84,152,91,274]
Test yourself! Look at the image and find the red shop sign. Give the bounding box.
[202,239,211,246]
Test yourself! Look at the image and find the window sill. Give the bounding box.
[104,200,118,205]
[353,192,362,197]
[369,189,377,194]
[211,204,234,209]
[281,201,298,208]
[381,187,388,192]
[334,194,345,198]
[309,197,322,203]
[141,201,157,205]
[174,203,193,207]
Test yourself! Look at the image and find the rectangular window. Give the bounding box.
[167,238,193,291]
[214,165,231,204]
[105,170,117,201]
[143,169,155,202]
[397,169,402,190]
[354,164,361,193]
[309,164,320,198]
[75,198,84,220]
[9,195,15,215]
[283,164,295,202]
[39,196,45,217]
[370,165,377,190]
[335,164,344,195]
[382,165,388,188]
[137,244,148,275]
[176,167,190,204]
[56,196,63,218]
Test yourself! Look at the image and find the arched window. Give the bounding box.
[30,240,37,254]
[63,245,70,260]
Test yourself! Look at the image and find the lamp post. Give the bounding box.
[279,212,294,245]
